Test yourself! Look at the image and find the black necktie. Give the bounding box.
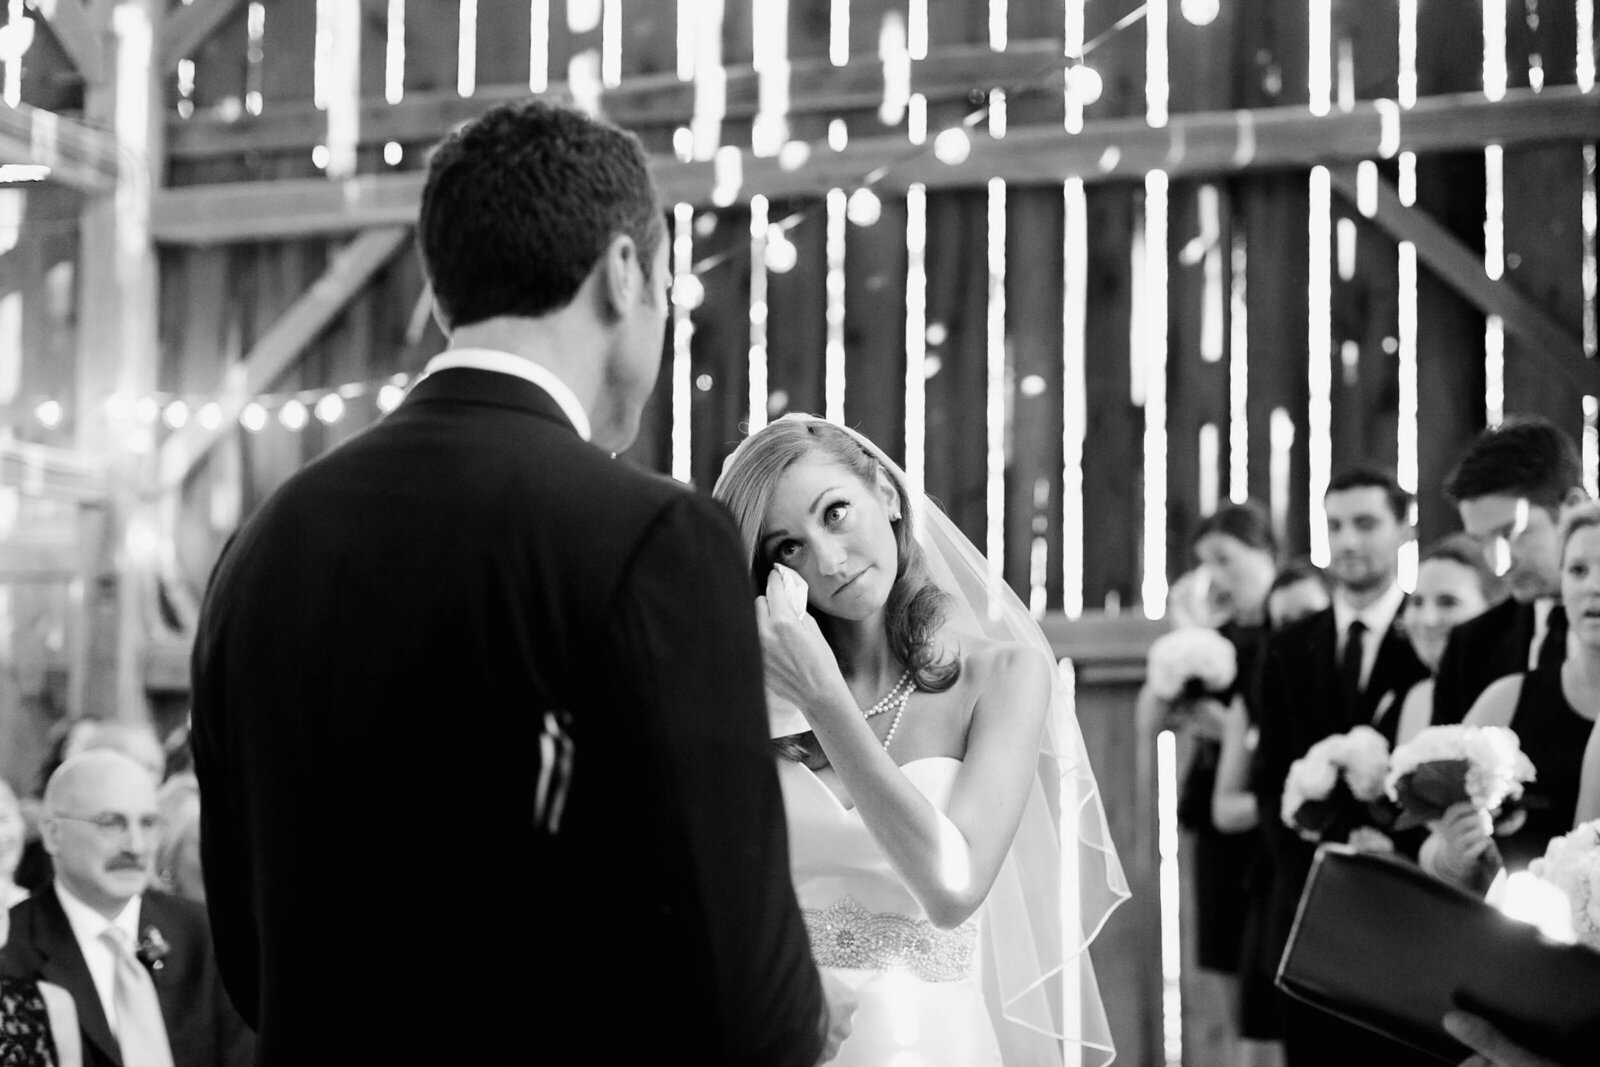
[1538,604,1567,669]
[1341,619,1367,711]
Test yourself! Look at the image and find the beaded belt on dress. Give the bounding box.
[802,896,976,982]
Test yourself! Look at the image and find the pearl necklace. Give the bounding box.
[861,668,915,751]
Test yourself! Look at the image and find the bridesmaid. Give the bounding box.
[1394,535,1505,744]
[1427,503,1600,883]
[1139,504,1278,1065]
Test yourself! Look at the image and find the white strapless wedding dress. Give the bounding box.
[779,757,1004,1067]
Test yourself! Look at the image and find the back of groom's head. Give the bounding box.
[418,99,664,332]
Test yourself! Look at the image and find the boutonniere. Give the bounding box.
[136,926,170,974]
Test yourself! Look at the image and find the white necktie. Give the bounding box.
[99,927,176,1067]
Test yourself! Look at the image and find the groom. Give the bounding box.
[192,101,846,1064]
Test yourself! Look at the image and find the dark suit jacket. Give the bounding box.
[0,887,253,1067]
[1431,597,1535,726]
[190,368,823,1065]
[1252,606,1428,968]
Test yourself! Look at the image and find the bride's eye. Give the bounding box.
[774,541,801,563]
[825,502,850,525]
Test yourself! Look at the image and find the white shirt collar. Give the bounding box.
[55,881,141,945]
[1332,581,1407,642]
[421,349,591,442]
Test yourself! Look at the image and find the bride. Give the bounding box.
[714,416,1126,1066]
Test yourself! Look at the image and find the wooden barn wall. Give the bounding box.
[0,0,1596,1062]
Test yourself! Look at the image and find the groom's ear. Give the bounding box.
[598,233,642,323]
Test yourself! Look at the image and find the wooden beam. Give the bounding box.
[0,101,121,193]
[0,535,80,581]
[154,225,411,489]
[28,0,104,83]
[0,441,107,502]
[166,37,1068,162]
[1326,165,1596,394]
[153,86,1600,243]
[159,0,246,74]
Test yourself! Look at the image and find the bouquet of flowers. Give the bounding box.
[1281,725,1396,842]
[1145,627,1237,703]
[1385,724,1536,831]
[1528,819,1600,952]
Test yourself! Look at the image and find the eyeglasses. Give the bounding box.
[52,813,165,838]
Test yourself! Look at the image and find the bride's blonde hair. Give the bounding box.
[714,420,959,698]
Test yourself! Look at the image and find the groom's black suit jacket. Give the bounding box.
[0,886,254,1067]
[191,368,823,1065]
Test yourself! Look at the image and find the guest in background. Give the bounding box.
[1139,503,1277,1066]
[1212,560,1330,1064]
[1434,418,1586,725]
[0,976,82,1066]
[0,782,27,916]
[1425,503,1600,885]
[1254,468,1428,1067]
[1262,561,1333,632]
[1395,535,1508,744]
[16,721,168,895]
[0,750,253,1067]
[154,776,203,906]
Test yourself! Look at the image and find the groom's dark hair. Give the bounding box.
[419,98,664,330]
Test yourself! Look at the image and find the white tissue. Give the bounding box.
[772,563,809,613]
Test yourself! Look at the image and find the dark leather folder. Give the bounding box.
[1276,846,1600,1065]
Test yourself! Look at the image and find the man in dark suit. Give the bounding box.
[190,100,848,1064]
[0,750,252,1067]
[1432,417,1586,725]
[1254,468,1429,1067]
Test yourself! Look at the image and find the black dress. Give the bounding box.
[1497,660,1595,872]
[0,978,56,1066]
[1177,620,1269,974]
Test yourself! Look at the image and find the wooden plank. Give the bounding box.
[1164,180,1228,576]
[160,0,248,74]
[30,0,104,83]
[689,205,753,491]
[0,442,106,501]
[1079,184,1139,612]
[155,225,411,491]
[922,188,989,550]
[0,100,121,193]
[1502,144,1588,435]
[1242,174,1311,555]
[1326,166,1594,394]
[151,86,1600,242]
[1002,183,1065,606]
[842,195,908,470]
[766,199,828,419]
[1409,0,1488,543]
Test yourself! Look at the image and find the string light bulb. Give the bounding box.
[163,400,190,429]
[377,384,405,413]
[933,127,972,165]
[1066,64,1104,106]
[198,403,223,430]
[846,188,882,226]
[764,227,799,273]
[278,399,309,431]
[135,397,160,424]
[315,393,346,424]
[241,403,269,432]
[34,399,62,429]
[1180,0,1220,26]
[671,273,706,310]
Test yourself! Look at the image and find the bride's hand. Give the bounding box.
[756,566,849,720]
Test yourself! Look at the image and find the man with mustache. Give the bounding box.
[0,750,251,1067]
[1432,417,1587,725]
[1253,468,1428,1067]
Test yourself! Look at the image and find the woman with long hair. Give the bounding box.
[714,415,1125,1066]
